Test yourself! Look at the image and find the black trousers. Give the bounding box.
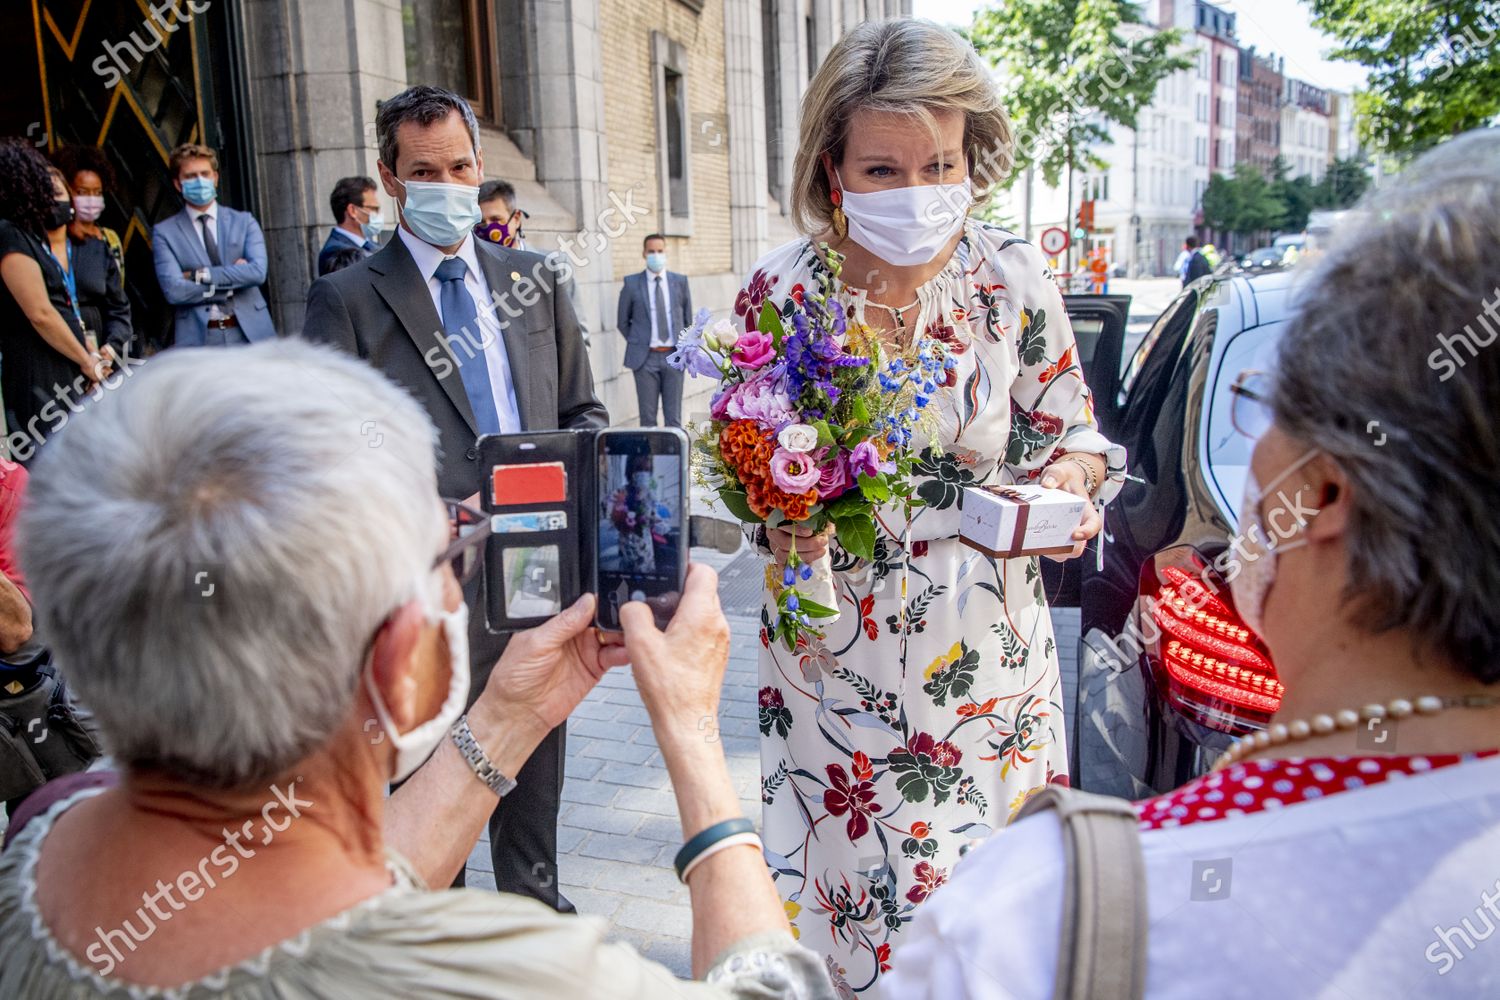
[454,580,570,910]
[632,350,683,427]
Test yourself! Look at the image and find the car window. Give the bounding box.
[1205,320,1287,524]
[1119,290,1196,404]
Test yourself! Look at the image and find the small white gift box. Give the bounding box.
[958,484,1087,559]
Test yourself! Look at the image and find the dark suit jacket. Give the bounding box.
[303,233,607,664]
[317,228,377,276]
[616,270,692,370]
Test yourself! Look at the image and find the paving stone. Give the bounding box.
[633,813,684,845]
[464,868,497,891]
[556,825,586,854]
[592,859,687,902]
[569,698,618,721]
[614,898,692,938]
[568,716,631,740]
[563,803,648,836]
[575,831,663,865]
[580,738,656,765]
[564,754,605,780]
[561,778,620,806]
[466,838,495,874]
[609,785,679,816]
[611,704,653,726]
[597,760,670,789]
[561,885,623,920]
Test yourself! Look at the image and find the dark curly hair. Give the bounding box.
[0,138,60,236]
[51,144,118,193]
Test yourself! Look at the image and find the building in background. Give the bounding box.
[1235,46,1283,180]
[1281,78,1332,182]
[7,0,909,423]
[1327,89,1360,162]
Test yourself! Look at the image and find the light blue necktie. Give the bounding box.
[435,257,501,434]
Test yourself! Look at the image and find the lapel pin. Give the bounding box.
[510,270,521,281]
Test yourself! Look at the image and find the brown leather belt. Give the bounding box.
[207,315,239,330]
[650,346,672,352]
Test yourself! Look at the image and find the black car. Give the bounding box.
[1067,270,1293,798]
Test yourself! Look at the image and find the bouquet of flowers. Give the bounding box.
[669,247,956,650]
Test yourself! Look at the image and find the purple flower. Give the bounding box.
[770,447,820,492]
[850,441,882,479]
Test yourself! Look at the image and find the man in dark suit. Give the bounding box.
[302,86,606,910]
[616,234,692,427]
[152,143,277,346]
[317,176,383,275]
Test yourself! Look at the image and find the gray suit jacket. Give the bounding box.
[152,205,277,345]
[616,270,692,370]
[301,232,607,502]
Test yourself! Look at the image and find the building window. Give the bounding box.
[403,0,499,124]
[652,32,692,233]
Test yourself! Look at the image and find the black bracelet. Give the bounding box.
[673,817,755,882]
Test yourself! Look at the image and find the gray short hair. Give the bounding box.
[1271,128,1500,684]
[376,86,481,171]
[18,341,446,787]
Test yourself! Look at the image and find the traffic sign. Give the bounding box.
[1039,226,1069,255]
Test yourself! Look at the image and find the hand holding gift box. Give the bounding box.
[958,484,1089,559]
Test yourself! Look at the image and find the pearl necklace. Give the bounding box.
[1212,693,1500,772]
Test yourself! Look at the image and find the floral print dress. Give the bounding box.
[735,223,1125,996]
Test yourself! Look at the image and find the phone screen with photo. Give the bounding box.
[595,429,688,630]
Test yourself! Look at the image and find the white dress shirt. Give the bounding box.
[399,227,523,433]
[645,270,673,347]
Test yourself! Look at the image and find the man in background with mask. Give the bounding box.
[151,143,278,347]
[317,175,383,275]
[616,233,691,427]
[302,84,606,911]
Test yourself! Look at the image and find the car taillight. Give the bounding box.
[1148,565,1282,733]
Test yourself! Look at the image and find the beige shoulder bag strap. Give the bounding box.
[1016,785,1148,1000]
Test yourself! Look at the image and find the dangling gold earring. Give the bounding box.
[830,188,848,241]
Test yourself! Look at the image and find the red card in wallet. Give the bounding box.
[491,462,568,506]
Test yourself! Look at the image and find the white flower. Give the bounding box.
[710,318,739,349]
[777,423,819,453]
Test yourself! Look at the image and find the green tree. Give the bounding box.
[1316,157,1373,208]
[1202,171,1284,243]
[1304,0,1500,154]
[967,0,1194,190]
[1269,156,1319,233]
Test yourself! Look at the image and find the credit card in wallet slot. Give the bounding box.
[491,510,568,533]
[491,462,567,505]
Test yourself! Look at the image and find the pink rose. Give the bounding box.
[817,453,852,499]
[732,330,776,369]
[770,447,820,493]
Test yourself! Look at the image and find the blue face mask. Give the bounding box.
[360,212,384,244]
[395,178,481,247]
[645,251,667,273]
[181,177,216,207]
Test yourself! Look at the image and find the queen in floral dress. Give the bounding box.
[730,24,1124,994]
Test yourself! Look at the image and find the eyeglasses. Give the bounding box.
[1228,370,1274,441]
[434,498,490,586]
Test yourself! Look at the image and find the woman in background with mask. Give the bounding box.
[0,140,110,454]
[54,145,134,362]
[738,20,1123,993]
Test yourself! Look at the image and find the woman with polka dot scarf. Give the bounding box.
[873,130,1500,999]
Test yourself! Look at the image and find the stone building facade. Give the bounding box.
[236,0,911,423]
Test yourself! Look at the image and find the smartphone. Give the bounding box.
[594,428,689,631]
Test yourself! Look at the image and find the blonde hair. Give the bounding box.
[790,18,1014,236]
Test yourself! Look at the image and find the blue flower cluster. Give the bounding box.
[876,340,953,446]
[782,296,869,416]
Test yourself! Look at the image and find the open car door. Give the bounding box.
[1040,294,1132,608]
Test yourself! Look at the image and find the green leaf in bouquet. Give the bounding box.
[858,472,891,504]
[825,491,866,519]
[813,419,834,449]
[718,488,761,524]
[758,301,785,346]
[765,508,786,530]
[833,512,876,562]
[796,597,839,618]
[851,397,871,424]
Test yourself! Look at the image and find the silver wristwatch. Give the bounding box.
[449,716,518,798]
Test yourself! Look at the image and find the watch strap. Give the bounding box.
[449,715,518,798]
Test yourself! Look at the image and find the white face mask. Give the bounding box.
[363,585,470,783]
[394,177,481,248]
[1230,449,1321,636]
[836,170,973,266]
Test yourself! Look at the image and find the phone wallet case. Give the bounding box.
[477,430,598,633]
